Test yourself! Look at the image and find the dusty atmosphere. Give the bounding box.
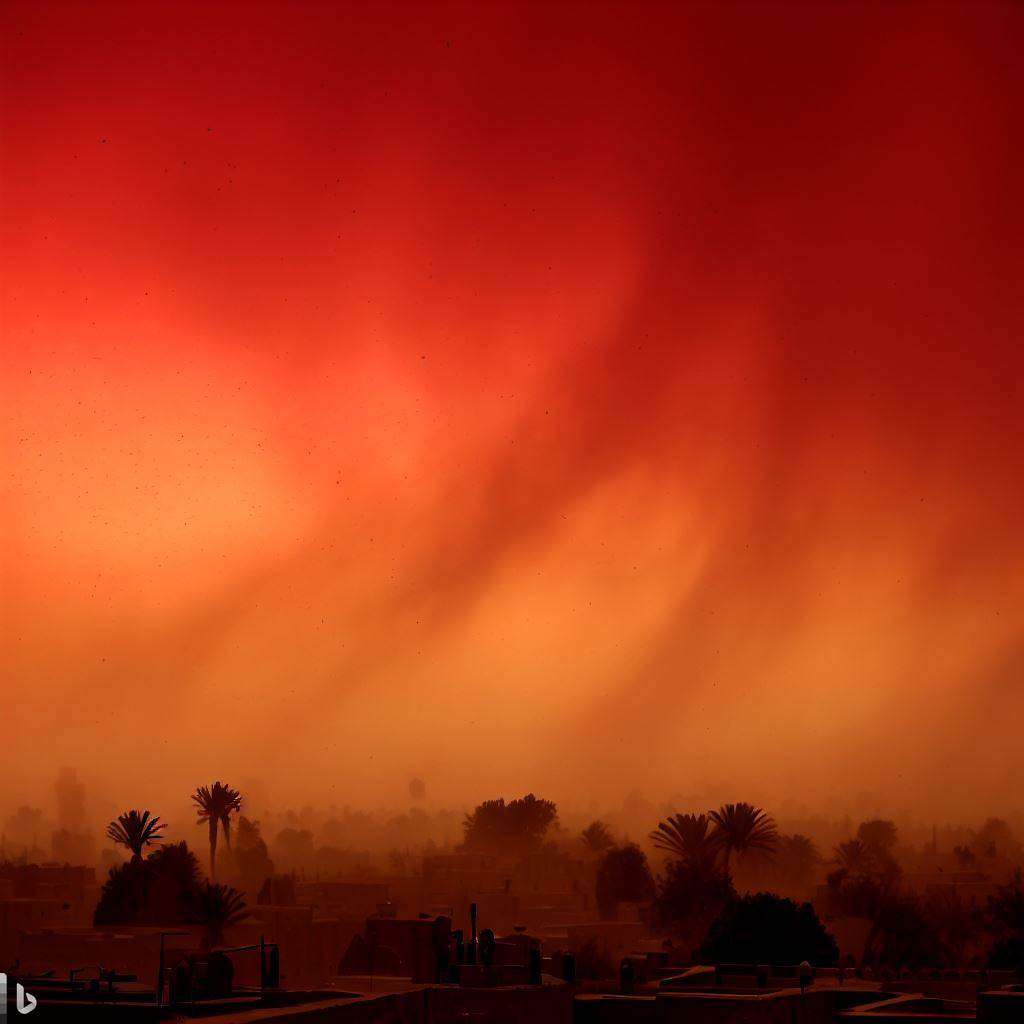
[3,0,1022,824]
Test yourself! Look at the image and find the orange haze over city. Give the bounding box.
[2,1,1022,824]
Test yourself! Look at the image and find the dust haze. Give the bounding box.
[2,0,1022,830]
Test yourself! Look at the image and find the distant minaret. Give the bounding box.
[932,824,938,856]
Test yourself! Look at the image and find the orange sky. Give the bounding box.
[2,1,1022,820]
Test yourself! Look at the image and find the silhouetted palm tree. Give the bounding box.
[189,881,248,950]
[709,803,778,872]
[191,782,242,881]
[105,810,166,862]
[581,820,615,854]
[775,833,821,888]
[218,788,242,850]
[650,813,718,869]
[834,838,874,875]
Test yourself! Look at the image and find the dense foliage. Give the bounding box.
[94,838,248,949]
[462,794,558,855]
[698,893,839,966]
[595,843,655,919]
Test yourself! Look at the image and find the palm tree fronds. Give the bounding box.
[191,781,243,879]
[650,813,719,866]
[708,802,779,868]
[105,809,166,859]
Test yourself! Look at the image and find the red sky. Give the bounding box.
[2,1,1022,819]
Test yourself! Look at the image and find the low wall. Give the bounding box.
[656,988,835,1024]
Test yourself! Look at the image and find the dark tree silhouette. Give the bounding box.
[975,818,1020,862]
[94,861,147,924]
[272,827,315,872]
[709,803,778,872]
[105,810,166,861]
[462,794,557,855]
[986,869,1024,970]
[653,858,734,947]
[595,843,654,919]
[774,834,821,890]
[856,819,898,853]
[222,817,274,895]
[699,892,839,966]
[191,782,242,881]
[146,841,202,923]
[94,840,201,926]
[650,813,718,869]
[924,887,981,966]
[825,868,886,917]
[825,869,948,968]
[856,819,901,877]
[833,838,874,875]
[581,820,615,854]
[188,881,248,950]
[863,892,946,969]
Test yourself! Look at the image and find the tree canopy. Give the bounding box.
[581,820,615,854]
[595,843,654,919]
[698,892,839,966]
[462,794,557,855]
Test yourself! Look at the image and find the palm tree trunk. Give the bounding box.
[209,819,219,881]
